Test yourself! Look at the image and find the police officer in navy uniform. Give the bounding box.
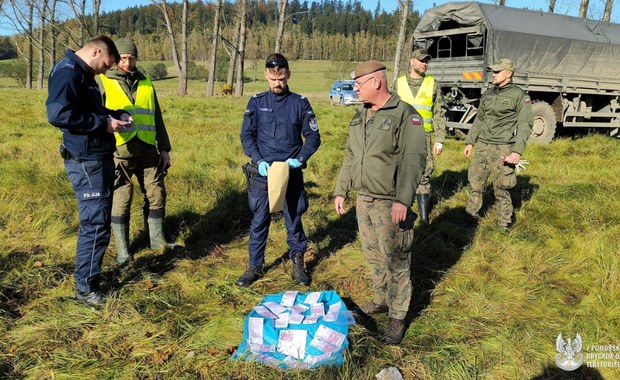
[238,53,321,287]
[46,35,132,306]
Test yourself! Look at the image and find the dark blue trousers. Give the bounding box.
[64,159,114,294]
[247,170,308,267]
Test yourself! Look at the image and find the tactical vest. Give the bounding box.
[99,75,157,146]
[396,75,434,133]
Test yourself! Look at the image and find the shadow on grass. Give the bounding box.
[530,365,603,380]
[305,206,358,274]
[405,171,537,325]
[102,187,250,289]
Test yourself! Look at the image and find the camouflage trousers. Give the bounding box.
[111,139,167,223]
[356,196,414,320]
[466,142,517,226]
[416,132,434,195]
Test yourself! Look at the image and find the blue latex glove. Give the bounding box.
[285,158,302,169]
[258,161,270,176]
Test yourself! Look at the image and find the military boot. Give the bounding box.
[111,221,131,265]
[291,253,310,286]
[360,302,389,316]
[382,317,407,345]
[236,265,264,287]
[417,193,430,223]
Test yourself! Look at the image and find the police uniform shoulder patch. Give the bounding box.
[309,117,319,131]
[411,115,422,125]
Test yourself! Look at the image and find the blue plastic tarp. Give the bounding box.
[233,290,354,369]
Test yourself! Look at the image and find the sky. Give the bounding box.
[2,0,619,36]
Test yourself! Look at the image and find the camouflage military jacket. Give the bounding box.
[465,82,533,154]
[334,94,427,208]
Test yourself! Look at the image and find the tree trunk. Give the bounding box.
[26,1,33,89]
[603,0,613,21]
[548,0,556,12]
[234,0,247,97]
[226,12,241,89]
[179,0,188,95]
[50,0,57,64]
[207,0,222,96]
[37,0,47,90]
[156,0,187,95]
[579,0,589,18]
[92,0,101,35]
[392,0,410,85]
[275,0,287,54]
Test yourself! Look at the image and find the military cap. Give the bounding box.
[351,60,386,80]
[411,48,431,61]
[115,38,138,58]
[489,58,515,72]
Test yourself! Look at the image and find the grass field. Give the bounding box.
[1,60,619,379]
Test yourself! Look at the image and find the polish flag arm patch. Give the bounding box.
[411,116,422,125]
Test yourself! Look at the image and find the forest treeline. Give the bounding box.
[99,0,418,62]
[3,0,418,63]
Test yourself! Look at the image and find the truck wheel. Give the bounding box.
[529,101,556,144]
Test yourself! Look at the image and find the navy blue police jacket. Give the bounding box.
[46,49,126,161]
[240,88,321,166]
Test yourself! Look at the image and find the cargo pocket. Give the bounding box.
[398,210,414,254]
[497,164,517,190]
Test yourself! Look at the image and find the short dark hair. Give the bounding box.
[265,53,289,70]
[86,35,121,63]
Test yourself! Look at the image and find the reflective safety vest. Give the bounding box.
[396,75,434,133]
[99,75,157,146]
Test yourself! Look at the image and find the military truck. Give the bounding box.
[413,1,620,143]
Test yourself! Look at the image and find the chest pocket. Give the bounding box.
[497,97,517,116]
[287,114,302,145]
[373,116,399,152]
[257,109,275,140]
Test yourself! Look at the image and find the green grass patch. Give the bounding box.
[1,77,619,379]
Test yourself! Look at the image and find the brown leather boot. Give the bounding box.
[382,318,406,345]
[360,302,389,315]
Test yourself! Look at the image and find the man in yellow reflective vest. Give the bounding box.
[96,38,174,265]
[395,48,446,223]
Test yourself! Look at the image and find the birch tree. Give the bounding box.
[579,0,589,18]
[274,0,287,54]
[234,0,247,97]
[154,0,188,95]
[206,0,222,96]
[602,0,613,21]
[392,0,411,84]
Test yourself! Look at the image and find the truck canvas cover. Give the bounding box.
[415,1,620,81]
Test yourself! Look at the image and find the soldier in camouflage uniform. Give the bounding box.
[334,60,426,345]
[464,58,533,229]
[395,48,447,223]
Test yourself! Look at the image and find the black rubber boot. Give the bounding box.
[236,265,264,287]
[417,193,430,223]
[291,253,310,286]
